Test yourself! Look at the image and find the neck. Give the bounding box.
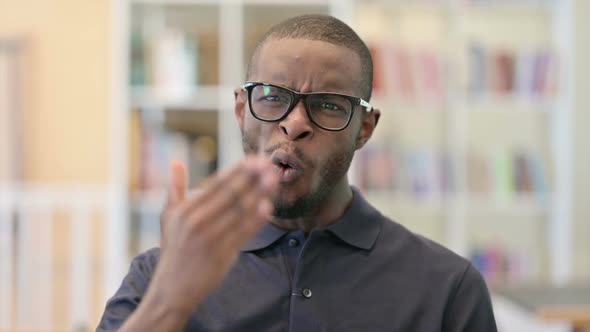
[269,180,354,234]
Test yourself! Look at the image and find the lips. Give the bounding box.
[271,150,304,183]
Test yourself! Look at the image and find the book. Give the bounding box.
[468,43,487,97]
[370,45,385,96]
[527,154,548,198]
[513,151,534,193]
[357,143,396,192]
[130,30,146,86]
[415,50,444,103]
[147,28,198,101]
[391,47,416,102]
[494,150,515,202]
[492,50,516,96]
[365,44,445,106]
[188,135,218,188]
[138,112,191,191]
[467,151,492,193]
[439,152,455,194]
[468,44,558,100]
[470,244,534,286]
[516,51,536,100]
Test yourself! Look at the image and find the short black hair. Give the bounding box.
[246,14,374,101]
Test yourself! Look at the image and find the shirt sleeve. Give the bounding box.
[442,262,498,332]
[96,248,159,332]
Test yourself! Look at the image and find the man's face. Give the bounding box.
[235,38,375,218]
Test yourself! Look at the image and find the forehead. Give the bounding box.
[250,38,362,95]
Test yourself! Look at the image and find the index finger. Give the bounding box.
[167,160,188,207]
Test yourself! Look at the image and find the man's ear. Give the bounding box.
[355,108,381,150]
[234,88,247,131]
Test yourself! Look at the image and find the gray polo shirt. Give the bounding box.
[97,188,497,331]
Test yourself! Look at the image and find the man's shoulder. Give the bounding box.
[136,246,161,260]
[128,247,161,275]
[352,189,471,276]
[376,215,471,275]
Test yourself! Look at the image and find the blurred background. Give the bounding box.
[0,0,589,331]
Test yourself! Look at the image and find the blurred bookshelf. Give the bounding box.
[351,0,568,288]
[119,0,573,288]
[124,0,333,255]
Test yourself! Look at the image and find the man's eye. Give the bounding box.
[257,93,289,104]
[320,102,341,111]
[263,95,281,102]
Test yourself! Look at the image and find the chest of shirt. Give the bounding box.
[184,233,450,332]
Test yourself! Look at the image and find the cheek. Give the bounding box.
[242,115,256,133]
[242,116,279,153]
[309,134,355,178]
[243,113,264,135]
[244,117,276,140]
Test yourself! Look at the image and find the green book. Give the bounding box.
[495,150,514,202]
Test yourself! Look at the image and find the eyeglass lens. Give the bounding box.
[250,84,353,130]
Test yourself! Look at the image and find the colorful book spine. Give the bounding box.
[369,43,445,106]
[467,43,558,101]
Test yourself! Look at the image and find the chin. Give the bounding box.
[273,188,300,209]
[272,186,322,219]
[273,202,306,219]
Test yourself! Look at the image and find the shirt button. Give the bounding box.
[288,238,299,247]
[302,288,312,298]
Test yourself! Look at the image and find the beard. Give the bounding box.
[242,130,355,219]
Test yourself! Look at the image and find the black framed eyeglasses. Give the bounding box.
[243,82,373,131]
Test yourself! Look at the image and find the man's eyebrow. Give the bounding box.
[258,74,359,95]
[265,73,293,87]
[314,78,360,95]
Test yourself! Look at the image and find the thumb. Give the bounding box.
[168,160,187,205]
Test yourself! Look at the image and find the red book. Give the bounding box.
[370,45,385,96]
[415,50,443,103]
[391,47,416,102]
[493,51,516,96]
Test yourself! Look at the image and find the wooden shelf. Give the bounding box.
[130,85,223,111]
[364,191,549,214]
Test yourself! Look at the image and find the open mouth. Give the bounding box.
[271,151,303,183]
[277,161,292,170]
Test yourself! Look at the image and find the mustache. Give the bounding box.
[265,142,310,167]
[244,134,310,167]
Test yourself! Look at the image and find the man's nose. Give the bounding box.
[279,100,314,141]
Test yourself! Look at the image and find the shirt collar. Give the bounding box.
[241,222,287,252]
[325,186,382,250]
[241,187,382,252]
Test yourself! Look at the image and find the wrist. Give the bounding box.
[149,256,206,313]
[121,286,193,332]
[145,274,197,319]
